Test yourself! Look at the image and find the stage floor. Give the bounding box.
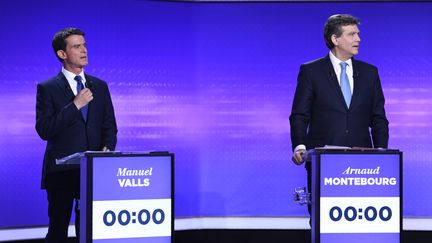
[6,229,432,243]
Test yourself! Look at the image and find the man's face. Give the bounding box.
[332,24,361,60]
[62,34,88,70]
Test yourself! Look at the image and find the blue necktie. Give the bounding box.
[74,75,88,122]
[340,62,351,107]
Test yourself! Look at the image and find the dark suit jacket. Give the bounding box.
[36,72,117,189]
[289,55,389,151]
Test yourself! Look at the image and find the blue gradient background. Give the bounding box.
[0,0,431,228]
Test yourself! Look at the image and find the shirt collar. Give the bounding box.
[329,50,352,68]
[62,67,86,83]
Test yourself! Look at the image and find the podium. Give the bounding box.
[58,151,174,243]
[310,148,402,243]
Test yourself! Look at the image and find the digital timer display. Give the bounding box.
[320,196,399,234]
[93,199,171,240]
[329,206,392,222]
[103,209,165,226]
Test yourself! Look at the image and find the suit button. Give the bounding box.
[345,130,349,134]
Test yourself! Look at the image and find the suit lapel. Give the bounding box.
[54,72,75,101]
[324,56,348,109]
[84,74,93,123]
[350,58,363,111]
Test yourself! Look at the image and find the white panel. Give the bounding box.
[92,199,171,240]
[320,197,399,233]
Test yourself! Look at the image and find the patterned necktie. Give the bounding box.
[74,75,88,122]
[340,62,352,107]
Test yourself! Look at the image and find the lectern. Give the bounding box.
[58,151,174,243]
[310,148,402,243]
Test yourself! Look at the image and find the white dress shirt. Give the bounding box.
[329,50,354,94]
[62,67,87,96]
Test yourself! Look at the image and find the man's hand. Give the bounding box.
[102,146,110,152]
[292,149,307,165]
[73,88,93,110]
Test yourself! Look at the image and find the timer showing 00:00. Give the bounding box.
[329,206,392,222]
[103,209,165,226]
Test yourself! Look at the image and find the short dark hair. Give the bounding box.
[324,14,360,50]
[52,28,85,62]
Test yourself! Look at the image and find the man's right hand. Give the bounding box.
[73,88,93,110]
[292,149,307,165]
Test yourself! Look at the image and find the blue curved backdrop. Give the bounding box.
[0,0,431,228]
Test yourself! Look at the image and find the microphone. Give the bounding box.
[85,80,93,103]
[354,71,359,78]
[85,80,93,90]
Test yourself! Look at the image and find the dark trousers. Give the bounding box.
[45,187,80,243]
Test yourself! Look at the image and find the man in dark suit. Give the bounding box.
[289,14,389,202]
[36,28,117,242]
